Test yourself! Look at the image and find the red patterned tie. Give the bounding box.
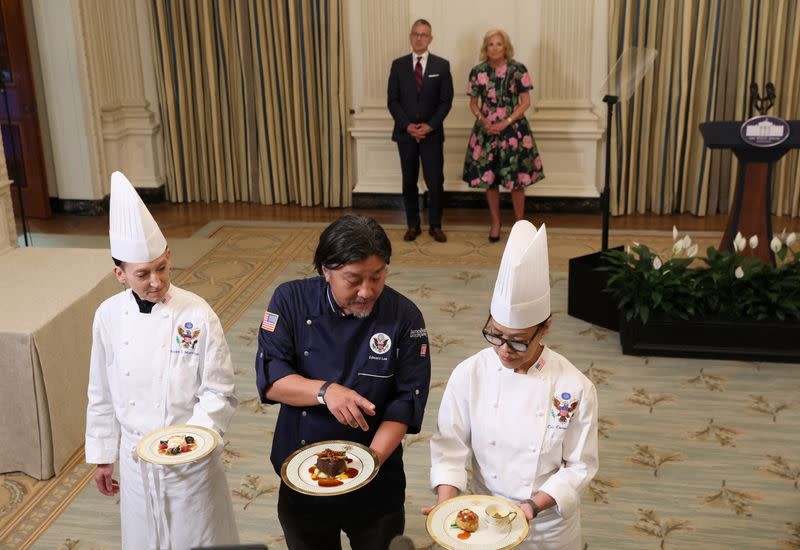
[415,56,423,94]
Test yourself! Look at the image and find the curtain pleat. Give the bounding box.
[148,0,351,207]
[609,0,800,216]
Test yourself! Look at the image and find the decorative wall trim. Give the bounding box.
[50,184,164,216]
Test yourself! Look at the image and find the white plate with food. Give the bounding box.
[281,440,380,496]
[426,494,529,550]
[135,424,219,466]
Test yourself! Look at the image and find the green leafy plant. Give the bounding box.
[600,228,800,323]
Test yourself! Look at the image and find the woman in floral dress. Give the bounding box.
[463,29,545,241]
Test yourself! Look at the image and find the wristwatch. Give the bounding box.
[506,116,514,124]
[522,498,539,519]
[317,381,333,405]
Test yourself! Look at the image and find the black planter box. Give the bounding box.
[619,314,800,363]
[567,248,622,331]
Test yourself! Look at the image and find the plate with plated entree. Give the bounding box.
[136,424,219,466]
[426,494,529,550]
[281,440,380,496]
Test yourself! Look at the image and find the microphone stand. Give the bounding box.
[600,94,618,251]
[0,74,30,246]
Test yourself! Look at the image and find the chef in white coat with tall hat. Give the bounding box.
[426,220,598,549]
[85,172,239,549]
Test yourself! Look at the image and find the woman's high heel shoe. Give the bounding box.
[488,234,501,243]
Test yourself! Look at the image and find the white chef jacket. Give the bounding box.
[85,285,239,549]
[430,346,598,550]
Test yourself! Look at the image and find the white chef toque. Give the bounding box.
[490,220,550,329]
[108,171,167,263]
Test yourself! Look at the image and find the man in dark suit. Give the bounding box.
[388,19,454,243]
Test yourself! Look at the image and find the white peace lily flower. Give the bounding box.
[687,244,699,257]
[749,235,758,249]
[672,240,684,255]
[652,256,662,270]
[735,266,744,279]
[672,226,679,241]
[770,236,782,253]
[682,235,692,249]
[787,232,797,247]
[733,232,746,253]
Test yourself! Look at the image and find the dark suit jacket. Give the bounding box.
[387,53,454,143]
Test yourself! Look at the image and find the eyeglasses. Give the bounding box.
[482,330,536,352]
[410,32,431,39]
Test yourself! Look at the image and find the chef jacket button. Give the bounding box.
[537,411,544,417]
[154,402,159,408]
[124,370,130,376]
[161,343,165,348]
[492,403,498,408]
[415,389,420,395]
[306,319,312,325]
[128,400,135,406]
[123,310,128,315]
[303,351,309,357]
[488,440,495,446]
[491,473,497,479]
[162,313,169,318]
[123,341,129,345]
[301,411,307,417]
[300,439,306,445]
[531,448,538,453]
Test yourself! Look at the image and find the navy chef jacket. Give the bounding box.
[255,276,431,516]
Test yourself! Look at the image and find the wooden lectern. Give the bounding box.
[699,121,800,264]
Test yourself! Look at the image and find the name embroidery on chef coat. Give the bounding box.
[173,322,201,355]
[548,392,579,429]
[368,332,392,361]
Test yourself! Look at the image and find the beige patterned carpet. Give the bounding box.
[2,222,798,550]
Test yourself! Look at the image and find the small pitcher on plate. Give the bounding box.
[484,503,517,532]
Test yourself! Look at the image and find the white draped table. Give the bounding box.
[0,247,118,479]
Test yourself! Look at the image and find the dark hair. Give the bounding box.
[112,257,124,268]
[411,19,432,30]
[314,215,392,275]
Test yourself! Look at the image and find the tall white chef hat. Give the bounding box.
[109,171,167,263]
[490,220,550,328]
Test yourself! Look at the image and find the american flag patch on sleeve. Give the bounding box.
[262,311,280,332]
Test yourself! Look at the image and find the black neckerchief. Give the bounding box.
[132,291,156,314]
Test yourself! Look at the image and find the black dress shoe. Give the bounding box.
[429,227,447,242]
[403,227,422,241]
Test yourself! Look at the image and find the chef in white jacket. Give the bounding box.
[427,221,598,550]
[85,172,239,549]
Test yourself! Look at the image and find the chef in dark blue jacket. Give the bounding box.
[255,215,431,550]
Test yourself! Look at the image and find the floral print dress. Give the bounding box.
[463,60,545,189]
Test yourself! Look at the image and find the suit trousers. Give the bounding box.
[396,135,444,228]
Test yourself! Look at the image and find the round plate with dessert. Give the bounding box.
[281,440,380,496]
[426,494,529,550]
[136,424,219,466]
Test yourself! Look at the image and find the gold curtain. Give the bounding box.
[148,1,351,206]
[609,0,800,216]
